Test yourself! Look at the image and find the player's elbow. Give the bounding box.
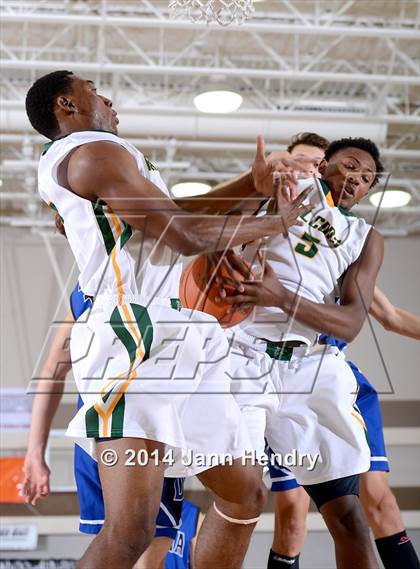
[338,317,364,343]
[340,328,359,343]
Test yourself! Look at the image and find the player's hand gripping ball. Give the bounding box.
[179,253,254,327]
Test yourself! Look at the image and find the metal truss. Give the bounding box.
[1,133,419,236]
[0,0,419,234]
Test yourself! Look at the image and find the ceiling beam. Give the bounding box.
[1,59,418,86]
[3,100,419,126]
[1,133,420,161]
[1,12,418,40]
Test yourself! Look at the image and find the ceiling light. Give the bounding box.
[193,91,243,114]
[369,189,411,209]
[171,182,211,198]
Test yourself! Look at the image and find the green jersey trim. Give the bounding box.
[41,129,119,155]
[319,179,331,197]
[338,206,356,217]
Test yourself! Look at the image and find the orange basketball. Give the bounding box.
[179,254,253,328]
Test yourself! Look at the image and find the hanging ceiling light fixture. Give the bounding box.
[369,189,412,209]
[193,90,243,114]
[171,182,212,198]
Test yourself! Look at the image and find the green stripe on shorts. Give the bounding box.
[110,306,138,364]
[130,304,153,360]
[109,304,153,437]
[85,405,100,438]
[111,395,125,438]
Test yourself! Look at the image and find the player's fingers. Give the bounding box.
[215,276,227,299]
[217,273,239,290]
[31,487,43,506]
[289,180,298,200]
[298,205,313,218]
[277,158,303,181]
[262,260,275,276]
[39,484,50,500]
[226,302,253,314]
[293,185,313,206]
[287,156,314,171]
[219,293,253,305]
[225,296,255,312]
[222,257,244,292]
[280,216,289,238]
[226,252,252,280]
[204,254,212,285]
[272,173,281,194]
[208,254,230,296]
[20,476,32,496]
[273,175,282,214]
[281,183,291,203]
[255,135,266,161]
[40,478,50,495]
[24,482,35,504]
[285,170,298,189]
[255,250,268,274]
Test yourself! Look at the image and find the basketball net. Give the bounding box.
[168,0,255,26]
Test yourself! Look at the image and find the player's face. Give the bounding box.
[320,147,376,210]
[62,77,119,134]
[290,144,324,178]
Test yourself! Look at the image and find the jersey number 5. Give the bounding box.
[295,232,320,258]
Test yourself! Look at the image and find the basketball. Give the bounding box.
[179,254,254,328]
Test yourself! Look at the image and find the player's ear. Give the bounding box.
[56,94,76,114]
[318,159,327,176]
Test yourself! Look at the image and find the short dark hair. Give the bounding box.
[324,137,384,187]
[287,132,330,153]
[25,70,74,139]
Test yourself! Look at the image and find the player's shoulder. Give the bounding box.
[351,226,383,267]
[364,227,384,250]
[67,137,139,185]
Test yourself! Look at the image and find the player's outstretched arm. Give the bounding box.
[369,286,420,340]
[222,229,384,343]
[65,141,310,256]
[21,312,74,505]
[175,137,304,214]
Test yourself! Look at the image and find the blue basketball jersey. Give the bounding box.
[70,281,93,320]
[71,281,92,413]
[318,333,347,351]
[165,500,200,569]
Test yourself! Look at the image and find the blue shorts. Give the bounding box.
[74,399,184,538]
[268,360,389,492]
